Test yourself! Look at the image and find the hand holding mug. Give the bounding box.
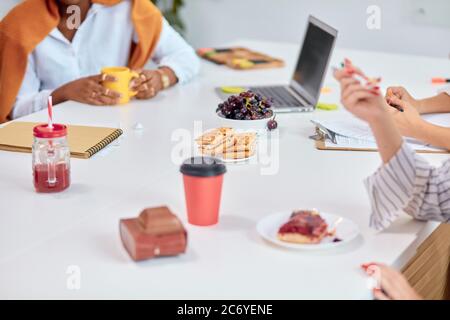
[132,70,164,100]
[52,74,121,106]
[101,67,140,104]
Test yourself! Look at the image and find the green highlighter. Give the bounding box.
[316,102,339,111]
[220,86,246,94]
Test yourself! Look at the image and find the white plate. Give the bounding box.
[195,148,257,164]
[220,153,257,163]
[216,111,272,132]
[256,211,360,250]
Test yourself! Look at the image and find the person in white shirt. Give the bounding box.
[334,61,450,300]
[6,0,200,119]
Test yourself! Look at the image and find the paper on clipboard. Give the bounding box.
[312,113,450,154]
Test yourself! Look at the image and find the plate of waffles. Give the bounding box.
[195,127,257,162]
[256,209,360,250]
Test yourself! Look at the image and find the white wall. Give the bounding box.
[181,0,450,58]
[2,0,450,58]
[0,0,17,18]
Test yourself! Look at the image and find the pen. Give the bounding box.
[386,98,404,113]
[387,102,404,113]
[333,64,404,112]
[332,66,380,88]
[432,77,450,84]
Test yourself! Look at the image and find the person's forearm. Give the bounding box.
[158,66,178,87]
[10,90,52,119]
[417,93,450,114]
[51,84,69,105]
[369,113,404,164]
[416,122,450,151]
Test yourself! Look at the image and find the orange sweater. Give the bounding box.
[0,0,163,123]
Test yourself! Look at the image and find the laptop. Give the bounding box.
[248,16,337,113]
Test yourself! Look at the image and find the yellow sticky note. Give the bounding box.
[317,102,338,111]
[321,87,332,94]
[221,87,246,94]
[232,58,255,69]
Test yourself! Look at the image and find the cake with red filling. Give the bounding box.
[277,210,329,244]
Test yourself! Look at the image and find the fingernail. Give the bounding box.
[363,262,376,267]
[361,264,369,270]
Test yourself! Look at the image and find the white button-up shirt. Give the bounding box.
[12,1,200,119]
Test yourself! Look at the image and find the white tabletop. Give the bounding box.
[0,40,449,299]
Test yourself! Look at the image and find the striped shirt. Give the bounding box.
[364,143,450,230]
[438,85,450,96]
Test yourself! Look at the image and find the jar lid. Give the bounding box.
[33,124,67,138]
[180,157,227,177]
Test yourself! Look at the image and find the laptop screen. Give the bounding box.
[292,17,337,104]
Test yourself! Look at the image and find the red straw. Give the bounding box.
[47,96,53,129]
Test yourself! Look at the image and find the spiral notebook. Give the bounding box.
[0,121,123,159]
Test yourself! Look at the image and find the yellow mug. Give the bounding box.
[101,67,139,104]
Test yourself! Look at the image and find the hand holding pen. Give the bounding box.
[333,60,387,124]
[334,59,404,113]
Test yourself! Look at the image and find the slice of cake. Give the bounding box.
[277,210,329,244]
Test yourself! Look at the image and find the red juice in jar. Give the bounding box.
[32,124,71,193]
[33,163,70,193]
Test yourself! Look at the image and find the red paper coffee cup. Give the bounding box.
[180,157,227,226]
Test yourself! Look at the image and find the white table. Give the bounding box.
[1,40,449,299]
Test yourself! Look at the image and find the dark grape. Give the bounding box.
[267,117,278,131]
[217,90,274,121]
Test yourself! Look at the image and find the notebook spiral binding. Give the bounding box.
[84,129,123,158]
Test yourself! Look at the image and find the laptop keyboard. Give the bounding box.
[249,86,305,108]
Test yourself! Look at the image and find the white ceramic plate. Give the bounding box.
[216,111,272,132]
[256,211,360,250]
[220,153,257,163]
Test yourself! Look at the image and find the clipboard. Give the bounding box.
[312,126,450,154]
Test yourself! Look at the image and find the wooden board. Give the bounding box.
[197,47,285,70]
[402,224,450,300]
[315,139,450,154]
